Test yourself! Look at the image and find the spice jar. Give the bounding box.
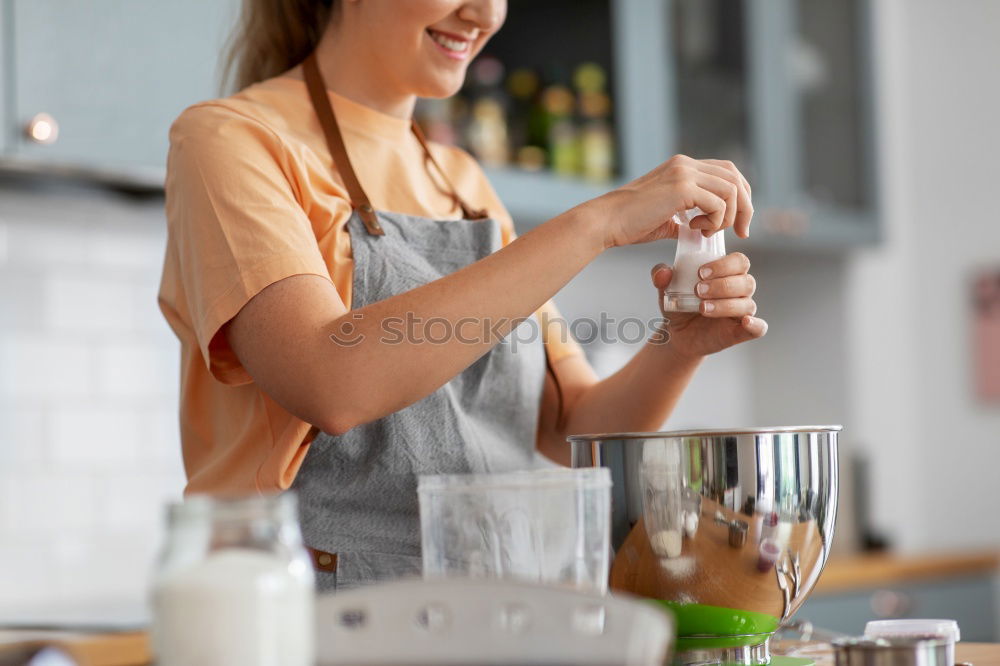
[150,493,315,666]
[663,207,727,314]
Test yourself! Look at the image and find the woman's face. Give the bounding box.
[342,0,507,99]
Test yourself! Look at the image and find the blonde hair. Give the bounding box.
[221,0,336,93]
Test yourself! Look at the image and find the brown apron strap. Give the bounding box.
[303,51,487,228]
[410,122,490,221]
[306,545,339,573]
[302,52,384,236]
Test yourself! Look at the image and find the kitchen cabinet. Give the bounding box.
[0,0,879,248]
[799,574,999,641]
[0,0,239,185]
[798,552,1000,641]
[489,0,880,249]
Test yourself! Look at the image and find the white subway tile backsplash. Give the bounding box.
[132,282,177,340]
[0,335,94,399]
[49,406,141,468]
[0,532,159,614]
[0,183,183,612]
[0,272,46,333]
[3,222,90,269]
[90,230,166,272]
[96,473,184,530]
[0,537,62,611]
[0,405,47,468]
[44,274,137,334]
[0,221,8,266]
[0,472,98,533]
[95,341,175,399]
[143,406,184,470]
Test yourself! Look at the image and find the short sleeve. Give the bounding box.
[163,103,333,385]
[537,300,583,363]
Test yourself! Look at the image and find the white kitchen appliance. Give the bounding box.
[315,578,673,665]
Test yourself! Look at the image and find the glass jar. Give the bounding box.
[150,493,315,666]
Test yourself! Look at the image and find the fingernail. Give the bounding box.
[699,267,713,279]
[696,282,709,296]
[703,301,716,313]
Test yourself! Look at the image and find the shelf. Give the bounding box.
[814,550,1000,595]
[484,167,622,228]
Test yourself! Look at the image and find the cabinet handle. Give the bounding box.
[24,113,59,145]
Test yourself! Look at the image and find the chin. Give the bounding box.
[413,73,467,100]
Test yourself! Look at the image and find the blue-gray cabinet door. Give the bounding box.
[8,0,239,171]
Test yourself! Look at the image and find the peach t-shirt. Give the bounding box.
[159,76,582,495]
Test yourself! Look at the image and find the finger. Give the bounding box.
[696,274,756,300]
[679,181,727,231]
[650,263,673,289]
[701,159,753,195]
[697,252,751,279]
[700,297,757,318]
[692,173,738,234]
[703,159,752,199]
[703,160,753,238]
[740,315,768,338]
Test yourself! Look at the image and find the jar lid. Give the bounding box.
[865,619,961,642]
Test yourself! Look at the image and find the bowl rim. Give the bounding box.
[566,425,843,442]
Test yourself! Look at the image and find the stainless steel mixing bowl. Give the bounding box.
[569,426,840,665]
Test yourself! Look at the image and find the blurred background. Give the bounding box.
[1,0,999,640]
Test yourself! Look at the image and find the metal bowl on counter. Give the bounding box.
[569,426,841,666]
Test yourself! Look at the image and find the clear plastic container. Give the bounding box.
[865,619,960,665]
[663,207,727,314]
[418,468,612,593]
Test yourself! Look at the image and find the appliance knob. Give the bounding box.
[24,113,59,145]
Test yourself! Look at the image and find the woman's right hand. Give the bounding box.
[595,154,754,249]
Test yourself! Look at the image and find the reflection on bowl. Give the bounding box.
[569,426,840,666]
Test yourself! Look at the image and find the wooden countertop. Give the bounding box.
[779,642,1000,665]
[960,643,1000,664]
[0,629,150,666]
[815,550,1000,594]
[3,631,997,665]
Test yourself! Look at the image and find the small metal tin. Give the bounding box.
[832,636,952,666]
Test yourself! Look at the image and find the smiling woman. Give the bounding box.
[158,0,765,591]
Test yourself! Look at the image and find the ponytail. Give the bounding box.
[221,0,336,93]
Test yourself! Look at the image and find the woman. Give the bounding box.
[158,0,765,590]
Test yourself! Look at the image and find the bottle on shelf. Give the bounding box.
[541,83,579,176]
[574,63,615,182]
[464,56,510,167]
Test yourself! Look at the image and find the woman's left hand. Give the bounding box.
[651,252,768,358]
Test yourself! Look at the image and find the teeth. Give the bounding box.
[429,31,469,52]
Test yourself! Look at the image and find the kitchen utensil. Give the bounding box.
[832,636,952,666]
[315,578,674,665]
[418,467,612,593]
[150,493,315,666]
[663,207,727,313]
[865,619,960,665]
[569,426,840,665]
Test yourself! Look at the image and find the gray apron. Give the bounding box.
[291,53,550,591]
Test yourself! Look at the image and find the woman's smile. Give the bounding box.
[426,28,475,60]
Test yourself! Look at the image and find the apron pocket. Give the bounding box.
[334,550,423,591]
